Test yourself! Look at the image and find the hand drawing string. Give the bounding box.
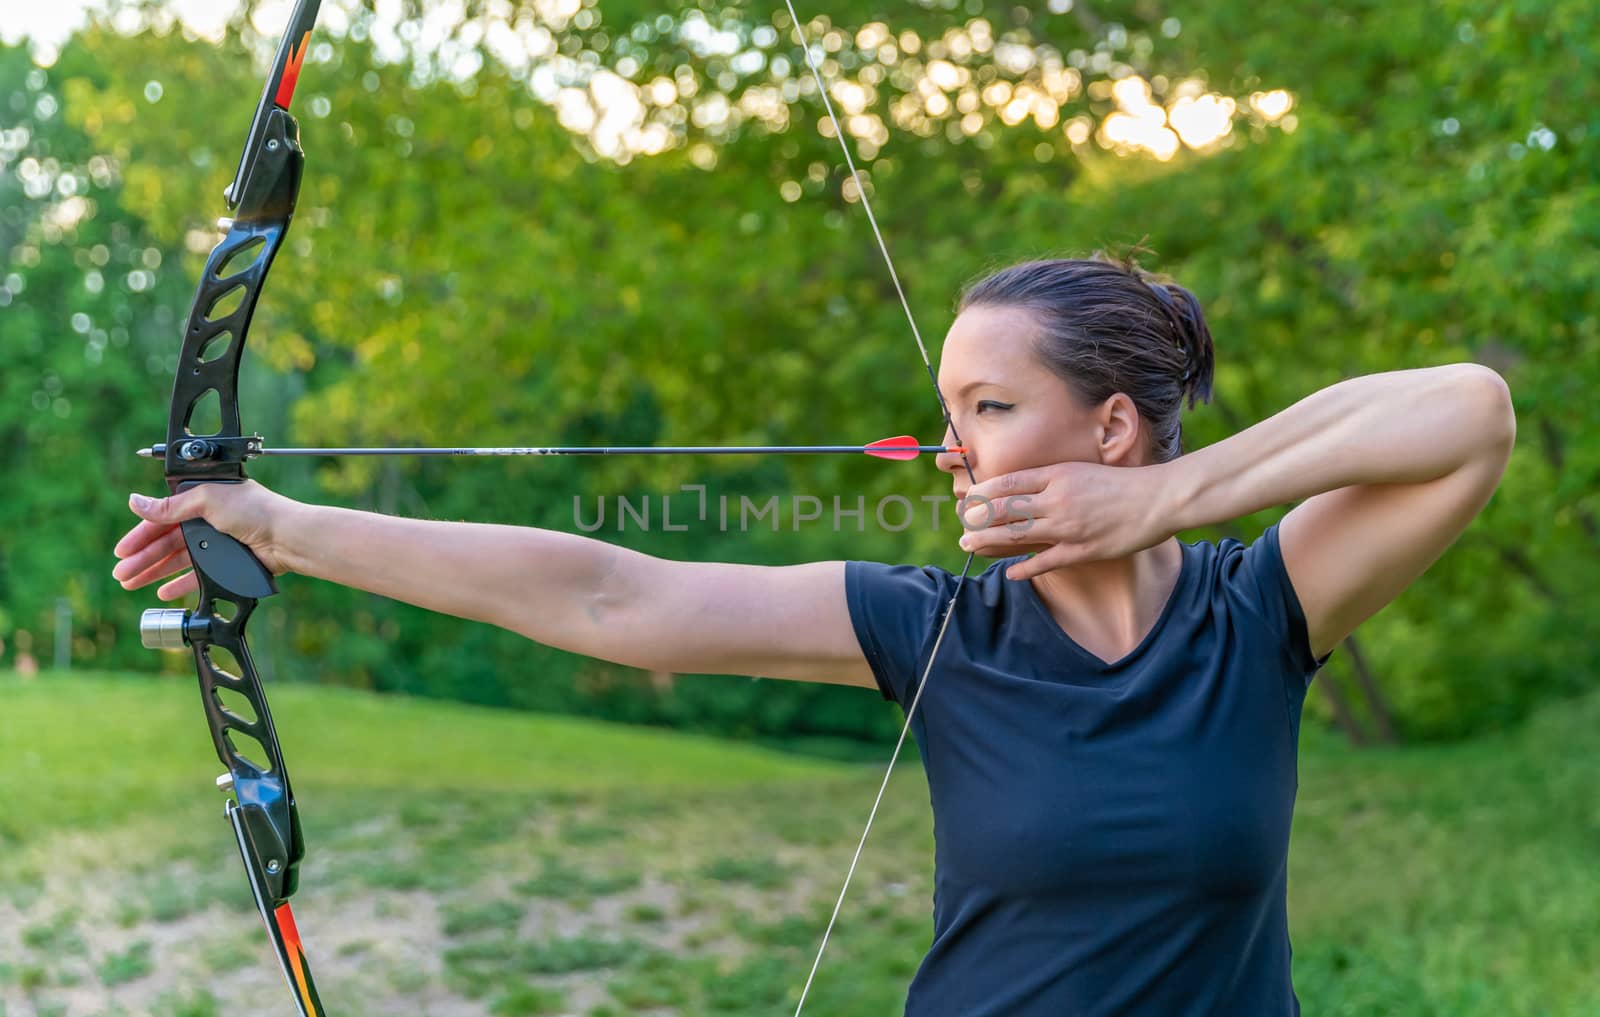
[777,4,979,1013]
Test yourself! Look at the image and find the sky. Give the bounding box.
[2,0,104,54]
[3,0,243,64]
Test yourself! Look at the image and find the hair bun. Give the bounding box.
[1142,278,1215,408]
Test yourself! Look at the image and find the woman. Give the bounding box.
[114,255,1516,1014]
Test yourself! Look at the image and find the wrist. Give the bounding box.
[270,496,319,577]
[1155,452,1210,534]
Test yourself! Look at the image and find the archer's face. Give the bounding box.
[935,304,1145,503]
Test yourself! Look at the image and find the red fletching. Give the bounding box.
[865,435,927,461]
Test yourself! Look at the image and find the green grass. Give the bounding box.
[0,671,1595,1016]
[0,671,835,845]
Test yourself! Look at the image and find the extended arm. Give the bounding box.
[280,502,873,684]
[117,485,876,688]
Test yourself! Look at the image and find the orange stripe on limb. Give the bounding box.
[274,902,317,1012]
[274,32,312,109]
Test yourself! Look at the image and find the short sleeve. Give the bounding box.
[844,560,959,704]
[1236,523,1332,681]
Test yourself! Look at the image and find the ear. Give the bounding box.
[1095,392,1146,465]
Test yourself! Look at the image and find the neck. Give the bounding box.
[1028,539,1184,652]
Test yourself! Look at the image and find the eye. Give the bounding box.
[975,399,1013,414]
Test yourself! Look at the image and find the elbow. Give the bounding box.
[1462,363,1516,454]
[1472,361,1510,447]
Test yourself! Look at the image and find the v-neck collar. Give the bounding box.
[1016,539,1194,676]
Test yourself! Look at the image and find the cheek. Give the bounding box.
[981,418,1093,474]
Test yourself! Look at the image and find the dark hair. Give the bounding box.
[957,251,1215,463]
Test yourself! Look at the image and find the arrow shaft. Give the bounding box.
[139,441,959,459]
[264,444,951,456]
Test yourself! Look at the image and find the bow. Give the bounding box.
[137,2,326,1014]
[136,2,974,1013]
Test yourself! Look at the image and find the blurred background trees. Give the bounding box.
[3,0,1595,745]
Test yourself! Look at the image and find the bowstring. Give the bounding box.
[778,4,978,1013]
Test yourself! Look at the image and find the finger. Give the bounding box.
[958,492,1044,532]
[113,526,191,585]
[1004,545,1083,581]
[156,570,200,602]
[964,468,1052,508]
[113,515,183,558]
[128,487,212,527]
[958,519,1046,556]
[119,547,196,593]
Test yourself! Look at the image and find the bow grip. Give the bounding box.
[175,481,278,600]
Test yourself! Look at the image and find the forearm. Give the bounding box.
[1166,363,1515,530]
[276,503,632,652]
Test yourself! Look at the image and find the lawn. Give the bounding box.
[1,673,1594,1016]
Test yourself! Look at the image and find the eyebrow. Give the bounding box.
[950,379,1005,398]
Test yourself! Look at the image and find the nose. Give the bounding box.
[935,422,969,476]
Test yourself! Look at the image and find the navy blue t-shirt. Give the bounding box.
[845,524,1329,1016]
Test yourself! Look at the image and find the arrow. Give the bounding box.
[137,435,963,462]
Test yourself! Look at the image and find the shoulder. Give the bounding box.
[846,555,1024,617]
[845,556,1025,702]
[1190,524,1328,675]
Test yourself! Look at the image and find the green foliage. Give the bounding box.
[626,901,668,923]
[490,982,568,1016]
[516,855,643,899]
[445,934,651,993]
[3,0,1595,742]
[95,940,153,987]
[698,854,790,889]
[0,41,194,681]
[151,988,221,1017]
[20,911,85,955]
[441,899,526,937]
